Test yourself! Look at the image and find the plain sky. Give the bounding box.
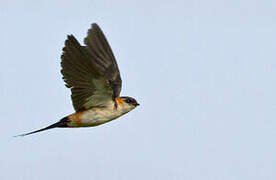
[1,0,276,179]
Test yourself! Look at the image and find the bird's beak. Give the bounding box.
[136,103,140,106]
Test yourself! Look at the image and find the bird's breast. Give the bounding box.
[68,105,122,127]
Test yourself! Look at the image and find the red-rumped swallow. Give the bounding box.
[17,23,139,136]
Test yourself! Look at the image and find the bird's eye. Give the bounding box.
[126,99,131,103]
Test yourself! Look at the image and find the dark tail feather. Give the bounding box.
[14,117,69,137]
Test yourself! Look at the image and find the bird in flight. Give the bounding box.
[17,23,139,136]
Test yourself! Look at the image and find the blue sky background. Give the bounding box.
[1,0,276,179]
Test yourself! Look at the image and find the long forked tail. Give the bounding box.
[14,117,69,137]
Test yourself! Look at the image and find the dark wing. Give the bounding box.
[61,23,122,111]
[84,24,122,97]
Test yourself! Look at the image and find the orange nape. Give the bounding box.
[115,97,124,106]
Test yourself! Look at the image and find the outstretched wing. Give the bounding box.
[61,23,122,111]
[84,24,122,97]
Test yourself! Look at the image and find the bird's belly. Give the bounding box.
[79,108,120,127]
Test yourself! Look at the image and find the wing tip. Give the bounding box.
[92,23,98,27]
[87,23,101,34]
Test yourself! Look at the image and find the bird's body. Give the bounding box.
[17,23,139,136]
[68,97,134,127]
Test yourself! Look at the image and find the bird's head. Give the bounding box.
[115,96,139,112]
